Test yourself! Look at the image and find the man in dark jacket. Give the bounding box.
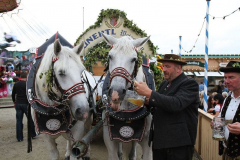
[12,71,36,142]
[134,54,199,160]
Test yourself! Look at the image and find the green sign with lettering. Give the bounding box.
[185,61,204,67]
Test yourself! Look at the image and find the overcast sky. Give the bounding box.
[0,0,239,55]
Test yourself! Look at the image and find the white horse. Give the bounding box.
[31,39,97,160]
[101,34,152,160]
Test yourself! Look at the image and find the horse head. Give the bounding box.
[35,39,89,121]
[102,34,150,110]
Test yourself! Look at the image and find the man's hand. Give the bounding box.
[134,81,152,98]
[227,122,240,135]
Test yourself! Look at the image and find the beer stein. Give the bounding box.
[124,90,145,107]
[212,117,225,141]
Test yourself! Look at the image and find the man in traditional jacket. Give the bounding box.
[217,61,240,159]
[134,54,199,160]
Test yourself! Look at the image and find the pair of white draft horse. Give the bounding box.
[32,33,152,160]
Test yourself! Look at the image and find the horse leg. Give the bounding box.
[128,141,137,160]
[139,116,152,160]
[64,140,71,160]
[118,142,123,160]
[102,112,119,160]
[45,134,59,160]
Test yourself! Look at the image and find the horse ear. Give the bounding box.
[102,33,117,45]
[54,39,62,56]
[74,41,84,55]
[132,36,151,48]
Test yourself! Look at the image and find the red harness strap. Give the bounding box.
[110,67,133,84]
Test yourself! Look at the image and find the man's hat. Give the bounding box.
[219,61,240,73]
[157,54,187,65]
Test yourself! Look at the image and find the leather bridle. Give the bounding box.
[48,56,86,103]
[108,46,139,86]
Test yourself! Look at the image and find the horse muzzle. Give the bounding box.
[74,108,89,121]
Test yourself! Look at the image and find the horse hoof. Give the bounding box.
[64,156,70,160]
[82,157,90,160]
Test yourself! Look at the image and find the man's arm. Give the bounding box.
[149,79,199,113]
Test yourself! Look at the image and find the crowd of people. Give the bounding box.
[198,80,231,116]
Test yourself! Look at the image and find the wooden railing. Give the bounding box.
[195,109,222,160]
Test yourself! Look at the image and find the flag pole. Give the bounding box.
[204,0,210,111]
[179,36,182,56]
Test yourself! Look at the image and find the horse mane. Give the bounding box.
[38,43,85,75]
[112,36,135,55]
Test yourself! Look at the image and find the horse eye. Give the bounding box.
[131,58,137,63]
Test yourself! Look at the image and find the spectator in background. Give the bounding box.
[199,82,204,92]
[199,91,204,110]
[222,84,229,93]
[217,80,224,94]
[207,95,216,114]
[212,93,224,117]
[212,92,218,96]
[12,71,36,142]
[222,92,228,98]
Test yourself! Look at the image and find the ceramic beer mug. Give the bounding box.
[125,90,145,107]
[212,117,225,141]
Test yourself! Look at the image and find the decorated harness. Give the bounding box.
[102,55,155,142]
[27,54,94,135]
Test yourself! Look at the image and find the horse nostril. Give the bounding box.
[75,108,82,115]
[123,89,126,95]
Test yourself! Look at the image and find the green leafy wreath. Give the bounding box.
[76,9,162,89]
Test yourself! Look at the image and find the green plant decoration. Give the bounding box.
[233,62,240,68]
[75,9,162,90]
[39,68,53,91]
[74,9,157,56]
[150,63,163,91]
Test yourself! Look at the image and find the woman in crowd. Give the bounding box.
[212,93,224,117]
[207,95,216,114]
